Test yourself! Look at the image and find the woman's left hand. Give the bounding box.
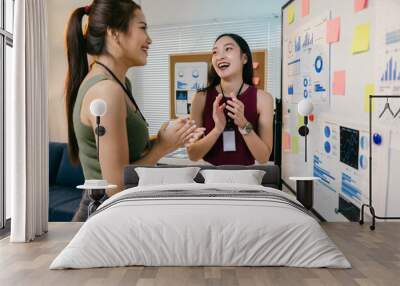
[225,93,247,128]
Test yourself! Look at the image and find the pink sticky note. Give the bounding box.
[302,0,310,17]
[355,0,368,12]
[283,132,291,151]
[252,77,260,86]
[327,17,340,44]
[332,70,346,96]
[252,62,260,69]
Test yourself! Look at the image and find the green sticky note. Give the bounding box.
[364,84,375,113]
[292,136,300,154]
[288,5,295,24]
[296,114,304,129]
[352,23,370,54]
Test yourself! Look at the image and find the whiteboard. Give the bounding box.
[281,0,400,221]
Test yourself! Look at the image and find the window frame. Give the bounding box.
[1,0,14,231]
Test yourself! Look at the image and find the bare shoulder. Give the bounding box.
[257,89,273,103]
[81,80,127,125]
[191,90,207,107]
[257,89,274,105]
[83,79,127,114]
[192,90,207,100]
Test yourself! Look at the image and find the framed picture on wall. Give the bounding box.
[174,62,208,116]
[169,50,267,119]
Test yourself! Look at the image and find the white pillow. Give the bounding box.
[135,167,201,186]
[200,169,266,185]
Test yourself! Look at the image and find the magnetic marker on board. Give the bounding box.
[373,133,382,145]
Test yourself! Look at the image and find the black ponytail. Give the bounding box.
[65,7,88,165]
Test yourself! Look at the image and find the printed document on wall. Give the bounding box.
[283,13,330,106]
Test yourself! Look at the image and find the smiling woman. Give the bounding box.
[64,0,204,221]
[187,33,274,166]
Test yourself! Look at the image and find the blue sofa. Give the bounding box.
[49,142,84,221]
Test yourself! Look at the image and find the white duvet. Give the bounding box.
[50,183,351,269]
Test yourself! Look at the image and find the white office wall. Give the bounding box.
[141,0,286,26]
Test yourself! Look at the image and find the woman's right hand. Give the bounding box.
[156,118,197,154]
[213,94,226,133]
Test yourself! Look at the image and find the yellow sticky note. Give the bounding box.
[288,5,295,24]
[364,84,375,113]
[292,136,300,154]
[296,114,304,129]
[352,23,370,54]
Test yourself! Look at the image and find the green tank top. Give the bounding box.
[73,74,150,179]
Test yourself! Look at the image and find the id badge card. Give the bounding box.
[223,130,236,152]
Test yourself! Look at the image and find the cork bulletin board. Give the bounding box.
[169,49,267,119]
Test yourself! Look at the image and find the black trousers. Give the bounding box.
[72,190,109,222]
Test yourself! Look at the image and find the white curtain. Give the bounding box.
[7,0,49,242]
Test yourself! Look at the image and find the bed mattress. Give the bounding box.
[50,183,351,269]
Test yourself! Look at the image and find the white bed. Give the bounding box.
[50,183,351,269]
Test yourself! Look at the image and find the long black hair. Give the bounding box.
[205,33,254,91]
[65,0,141,164]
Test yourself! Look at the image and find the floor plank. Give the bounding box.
[0,222,399,286]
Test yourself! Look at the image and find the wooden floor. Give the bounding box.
[1,222,399,286]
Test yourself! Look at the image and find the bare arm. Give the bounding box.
[186,91,225,161]
[82,81,131,196]
[83,81,197,196]
[241,90,273,163]
[226,89,273,164]
[132,117,199,166]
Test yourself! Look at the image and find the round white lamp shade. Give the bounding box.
[298,99,314,116]
[90,99,107,117]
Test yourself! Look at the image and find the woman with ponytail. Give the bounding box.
[65,0,203,221]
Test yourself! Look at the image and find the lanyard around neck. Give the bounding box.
[220,81,244,99]
[220,81,244,129]
[94,61,147,123]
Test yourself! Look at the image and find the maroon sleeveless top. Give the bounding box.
[203,85,259,165]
